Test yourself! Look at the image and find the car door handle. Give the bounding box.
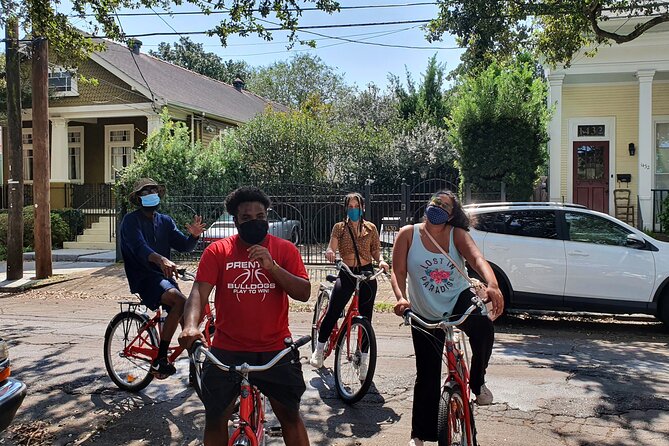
[487,244,509,251]
[567,250,589,257]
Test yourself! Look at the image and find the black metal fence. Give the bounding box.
[652,189,669,232]
[163,177,460,265]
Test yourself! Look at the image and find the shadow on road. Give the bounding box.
[493,313,669,443]
[307,368,401,445]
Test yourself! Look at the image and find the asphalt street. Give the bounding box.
[1,265,668,446]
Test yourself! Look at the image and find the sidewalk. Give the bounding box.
[0,249,116,292]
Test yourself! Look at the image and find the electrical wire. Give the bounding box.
[113,11,159,113]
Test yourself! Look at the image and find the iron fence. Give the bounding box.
[652,189,669,232]
[161,178,460,265]
[65,183,117,242]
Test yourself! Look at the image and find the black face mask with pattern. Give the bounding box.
[237,219,269,245]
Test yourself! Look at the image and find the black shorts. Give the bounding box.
[136,277,178,311]
[201,348,306,415]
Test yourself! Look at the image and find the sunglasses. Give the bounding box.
[429,196,453,213]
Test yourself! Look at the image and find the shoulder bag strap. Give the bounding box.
[422,224,475,287]
[346,222,363,267]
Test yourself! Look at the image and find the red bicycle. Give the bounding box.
[103,268,215,392]
[402,296,488,446]
[189,335,311,446]
[311,260,386,404]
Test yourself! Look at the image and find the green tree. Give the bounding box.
[0,53,33,124]
[426,1,669,67]
[449,56,549,200]
[0,1,340,66]
[149,37,254,84]
[389,55,451,129]
[246,53,353,108]
[331,83,402,130]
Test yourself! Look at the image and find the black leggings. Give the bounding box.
[410,289,495,442]
[317,263,377,344]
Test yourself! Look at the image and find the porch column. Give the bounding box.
[547,74,565,202]
[147,114,162,137]
[50,117,69,182]
[636,69,655,230]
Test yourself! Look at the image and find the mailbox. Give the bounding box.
[616,174,631,183]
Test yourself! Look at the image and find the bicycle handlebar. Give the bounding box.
[402,296,488,329]
[336,260,387,282]
[176,268,196,281]
[189,335,312,374]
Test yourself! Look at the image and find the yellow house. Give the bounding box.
[544,21,669,230]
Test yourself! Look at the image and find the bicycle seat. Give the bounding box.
[326,274,337,283]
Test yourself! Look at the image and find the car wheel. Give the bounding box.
[659,294,669,331]
[290,227,300,245]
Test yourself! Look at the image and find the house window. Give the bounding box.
[22,130,33,181]
[105,124,134,182]
[656,122,669,189]
[68,127,84,182]
[48,67,79,97]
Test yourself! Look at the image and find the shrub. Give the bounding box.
[0,206,70,250]
[53,208,85,238]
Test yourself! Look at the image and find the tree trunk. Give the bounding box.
[32,37,53,278]
[5,17,24,281]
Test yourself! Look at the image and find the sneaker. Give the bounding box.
[150,357,176,379]
[310,349,324,368]
[359,352,369,381]
[408,439,424,446]
[475,384,494,405]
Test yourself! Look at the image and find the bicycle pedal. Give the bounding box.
[267,426,282,437]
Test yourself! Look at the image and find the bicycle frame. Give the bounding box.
[404,299,488,446]
[190,336,310,446]
[229,378,264,446]
[119,301,214,364]
[321,262,385,360]
[444,327,474,446]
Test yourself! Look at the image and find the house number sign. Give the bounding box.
[577,125,605,137]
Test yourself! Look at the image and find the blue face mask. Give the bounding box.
[140,193,160,207]
[425,205,450,225]
[347,208,362,222]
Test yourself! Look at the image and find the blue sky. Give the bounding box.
[52,1,465,90]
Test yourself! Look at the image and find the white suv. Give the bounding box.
[465,202,669,328]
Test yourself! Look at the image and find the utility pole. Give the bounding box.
[5,17,24,281]
[32,36,53,278]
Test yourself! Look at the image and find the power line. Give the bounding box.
[114,11,159,112]
[70,2,440,18]
[223,25,423,57]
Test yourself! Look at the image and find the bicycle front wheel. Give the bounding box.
[333,317,377,404]
[103,311,158,392]
[438,384,476,446]
[311,288,331,352]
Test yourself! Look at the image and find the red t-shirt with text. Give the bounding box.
[196,234,309,352]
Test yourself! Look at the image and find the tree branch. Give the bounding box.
[588,3,669,44]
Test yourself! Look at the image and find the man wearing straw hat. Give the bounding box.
[120,178,206,378]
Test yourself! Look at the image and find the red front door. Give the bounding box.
[573,141,609,213]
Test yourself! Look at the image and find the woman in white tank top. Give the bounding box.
[390,190,504,446]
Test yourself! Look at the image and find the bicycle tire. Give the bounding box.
[437,383,475,446]
[252,388,266,446]
[311,288,331,352]
[333,317,377,404]
[103,311,158,392]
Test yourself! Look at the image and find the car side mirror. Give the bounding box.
[625,233,646,249]
[282,217,287,222]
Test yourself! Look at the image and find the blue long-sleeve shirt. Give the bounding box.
[120,210,198,293]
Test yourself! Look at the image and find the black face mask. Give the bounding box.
[237,219,269,245]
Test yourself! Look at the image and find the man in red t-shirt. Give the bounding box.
[179,186,311,446]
